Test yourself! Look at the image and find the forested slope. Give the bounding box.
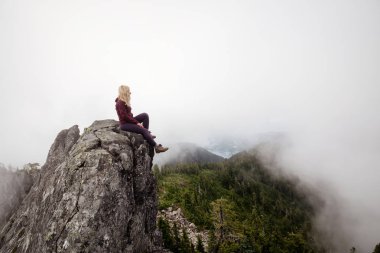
[155,151,326,253]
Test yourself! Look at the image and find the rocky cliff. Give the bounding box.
[0,120,163,253]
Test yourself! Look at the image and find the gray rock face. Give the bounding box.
[0,120,161,253]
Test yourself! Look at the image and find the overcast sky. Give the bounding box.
[1,0,379,251]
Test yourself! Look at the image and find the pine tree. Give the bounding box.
[172,223,181,252]
[158,218,175,250]
[180,229,193,252]
[207,230,218,253]
[196,235,205,253]
[210,198,238,244]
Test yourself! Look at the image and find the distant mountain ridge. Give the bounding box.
[154,142,225,167]
[206,132,287,158]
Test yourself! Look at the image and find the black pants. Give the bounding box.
[120,113,157,146]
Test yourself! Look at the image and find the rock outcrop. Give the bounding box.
[158,207,208,250]
[0,120,162,253]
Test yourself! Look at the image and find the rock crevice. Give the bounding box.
[54,168,83,253]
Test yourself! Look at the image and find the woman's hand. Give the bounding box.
[137,123,144,128]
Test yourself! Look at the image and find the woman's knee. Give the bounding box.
[134,112,149,122]
[121,124,139,132]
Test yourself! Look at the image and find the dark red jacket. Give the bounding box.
[115,98,139,125]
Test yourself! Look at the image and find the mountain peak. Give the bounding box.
[0,120,164,252]
[154,142,224,167]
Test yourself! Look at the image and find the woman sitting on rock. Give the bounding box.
[115,85,169,153]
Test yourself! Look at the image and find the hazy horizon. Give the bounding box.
[1,0,379,251]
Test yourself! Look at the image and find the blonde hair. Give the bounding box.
[118,85,131,106]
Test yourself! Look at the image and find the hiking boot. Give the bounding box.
[155,144,169,153]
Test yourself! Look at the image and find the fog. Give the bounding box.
[0,0,379,251]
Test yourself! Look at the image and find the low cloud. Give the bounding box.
[0,164,34,227]
[250,133,380,252]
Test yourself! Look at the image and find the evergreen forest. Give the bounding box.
[155,151,326,253]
